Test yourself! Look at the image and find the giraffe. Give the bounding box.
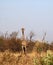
[21,28,27,54]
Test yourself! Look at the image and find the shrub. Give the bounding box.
[41,50,53,65]
[33,57,41,65]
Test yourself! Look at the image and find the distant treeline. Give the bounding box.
[0,31,53,52]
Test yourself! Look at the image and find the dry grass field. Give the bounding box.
[0,31,53,65]
[0,50,53,65]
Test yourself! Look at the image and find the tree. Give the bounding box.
[29,31,35,41]
[10,32,18,39]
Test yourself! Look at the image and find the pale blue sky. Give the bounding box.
[0,0,53,42]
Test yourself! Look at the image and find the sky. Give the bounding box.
[0,0,53,42]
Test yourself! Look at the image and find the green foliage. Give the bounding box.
[33,50,53,65]
[33,57,41,65]
[41,51,53,65]
[37,47,43,53]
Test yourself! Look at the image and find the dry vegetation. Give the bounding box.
[0,31,53,65]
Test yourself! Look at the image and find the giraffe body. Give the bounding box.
[21,28,27,54]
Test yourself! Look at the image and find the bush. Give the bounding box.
[33,57,41,65]
[0,37,4,51]
[41,50,53,65]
